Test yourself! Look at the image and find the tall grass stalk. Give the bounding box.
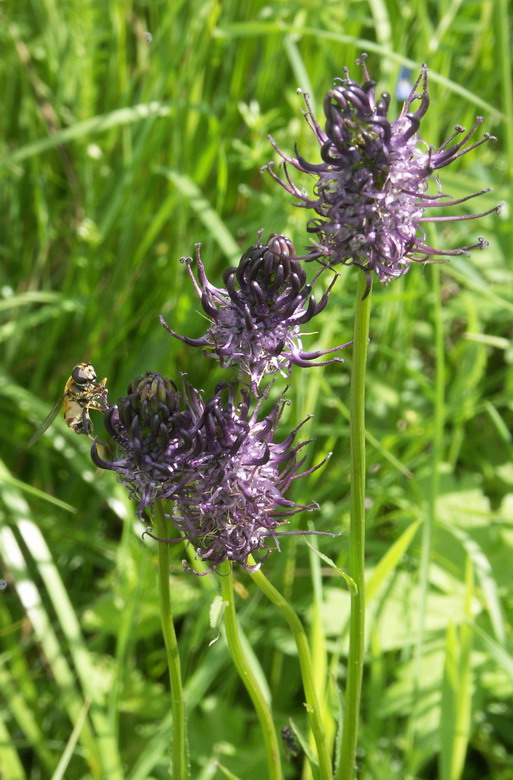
[405,264,445,769]
[248,556,333,779]
[219,560,283,780]
[153,501,188,779]
[337,271,372,780]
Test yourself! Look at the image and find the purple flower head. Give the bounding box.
[91,372,200,515]
[163,382,332,571]
[92,373,334,571]
[160,233,350,392]
[264,55,502,283]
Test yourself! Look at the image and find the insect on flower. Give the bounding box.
[28,362,108,447]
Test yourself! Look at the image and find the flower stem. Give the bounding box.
[153,501,188,779]
[248,557,333,779]
[219,560,283,780]
[337,271,371,780]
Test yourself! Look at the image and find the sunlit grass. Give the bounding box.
[1,0,511,777]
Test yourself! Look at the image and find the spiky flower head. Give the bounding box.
[264,55,502,283]
[92,373,332,570]
[91,372,199,515]
[169,382,329,570]
[160,233,350,392]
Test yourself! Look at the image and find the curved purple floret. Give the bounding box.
[91,374,335,570]
[160,234,350,391]
[263,55,502,282]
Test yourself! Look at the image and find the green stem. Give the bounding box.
[337,271,371,780]
[153,501,188,779]
[248,556,333,780]
[219,560,283,780]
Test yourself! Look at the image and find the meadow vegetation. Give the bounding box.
[0,1,511,778]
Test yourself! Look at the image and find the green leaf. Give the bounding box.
[366,519,421,604]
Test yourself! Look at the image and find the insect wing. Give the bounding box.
[27,395,64,447]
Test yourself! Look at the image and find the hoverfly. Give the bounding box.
[28,362,108,447]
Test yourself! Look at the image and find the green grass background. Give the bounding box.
[0,0,512,778]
